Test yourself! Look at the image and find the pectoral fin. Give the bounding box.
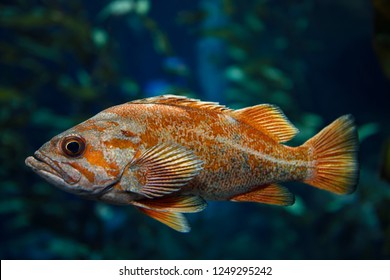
[230,184,295,206]
[120,143,203,198]
[136,207,191,233]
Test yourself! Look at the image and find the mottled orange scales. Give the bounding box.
[120,129,137,138]
[25,95,359,232]
[77,120,118,132]
[84,146,107,168]
[84,146,120,177]
[103,138,135,149]
[69,162,95,183]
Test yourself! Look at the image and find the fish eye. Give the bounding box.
[61,135,86,158]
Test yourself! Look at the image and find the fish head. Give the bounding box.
[25,117,141,199]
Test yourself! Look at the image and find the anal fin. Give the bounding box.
[230,184,295,206]
[137,207,190,233]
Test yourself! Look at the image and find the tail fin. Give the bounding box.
[303,115,359,194]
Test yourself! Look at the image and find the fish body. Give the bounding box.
[25,95,359,232]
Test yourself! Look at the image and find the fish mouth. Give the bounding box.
[26,153,62,179]
[25,152,115,197]
[25,151,80,186]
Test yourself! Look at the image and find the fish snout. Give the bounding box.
[26,151,82,185]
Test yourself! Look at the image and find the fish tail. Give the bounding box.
[303,115,359,194]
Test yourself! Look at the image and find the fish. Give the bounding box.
[25,95,359,232]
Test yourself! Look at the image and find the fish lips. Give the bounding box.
[25,151,115,197]
[25,151,83,194]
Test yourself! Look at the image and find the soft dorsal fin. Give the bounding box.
[232,104,299,143]
[128,94,232,114]
[131,195,207,213]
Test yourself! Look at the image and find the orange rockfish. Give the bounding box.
[25,95,359,232]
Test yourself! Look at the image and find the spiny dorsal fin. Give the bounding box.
[128,94,232,114]
[121,143,203,199]
[230,184,295,206]
[129,95,297,142]
[136,207,190,232]
[232,104,299,143]
[131,195,207,213]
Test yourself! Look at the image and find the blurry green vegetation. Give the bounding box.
[181,1,309,108]
[179,0,325,145]
[1,0,390,259]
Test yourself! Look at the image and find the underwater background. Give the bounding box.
[1,0,390,259]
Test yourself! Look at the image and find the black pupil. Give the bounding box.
[66,141,80,154]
